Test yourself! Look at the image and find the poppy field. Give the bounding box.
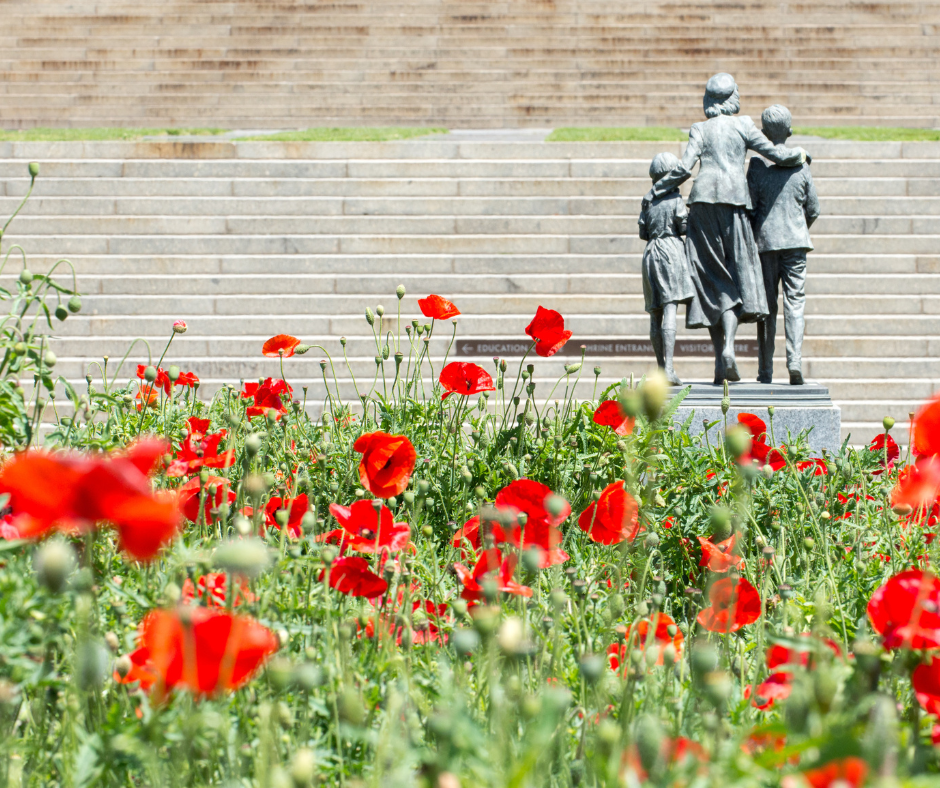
[3,169,940,787]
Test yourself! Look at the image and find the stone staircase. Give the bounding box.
[0,0,937,128]
[1,137,937,445]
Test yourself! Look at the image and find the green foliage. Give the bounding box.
[547,127,688,142]
[793,126,940,141]
[0,128,228,141]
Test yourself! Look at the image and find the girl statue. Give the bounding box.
[639,152,696,385]
[645,73,808,383]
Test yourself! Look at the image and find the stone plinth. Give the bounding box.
[671,382,842,453]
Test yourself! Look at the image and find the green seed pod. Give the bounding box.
[18,269,32,286]
[143,365,158,383]
[709,506,732,540]
[724,424,751,458]
[634,715,664,774]
[13,342,26,356]
[721,396,731,415]
[68,295,82,313]
[579,653,605,685]
[167,365,180,383]
[691,642,718,677]
[54,305,68,322]
[43,351,56,368]
[33,538,76,593]
[376,304,384,317]
[28,161,39,178]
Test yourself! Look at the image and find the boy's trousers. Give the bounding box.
[757,248,806,381]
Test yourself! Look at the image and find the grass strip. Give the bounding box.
[240,127,448,142]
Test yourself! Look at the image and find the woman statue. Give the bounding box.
[645,73,808,383]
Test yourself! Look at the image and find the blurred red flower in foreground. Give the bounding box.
[262,334,301,357]
[697,577,761,632]
[328,499,411,553]
[264,493,309,538]
[321,555,387,598]
[592,399,635,436]
[912,655,940,715]
[801,757,868,788]
[913,393,940,457]
[796,458,828,476]
[182,572,256,608]
[737,413,768,442]
[495,479,570,566]
[117,608,278,700]
[353,431,416,498]
[418,294,460,321]
[0,441,180,562]
[524,306,572,358]
[868,433,899,473]
[736,413,785,469]
[891,459,940,511]
[454,548,532,603]
[750,672,792,710]
[364,587,448,645]
[175,371,200,388]
[578,480,640,545]
[241,378,292,418]
[698,534,743,573]
[439,362,495,400]
[868,569,940,649]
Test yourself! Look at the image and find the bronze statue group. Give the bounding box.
[639,72,820,386]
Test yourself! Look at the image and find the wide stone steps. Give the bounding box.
[1,0,937,127]
[1,138,936,443]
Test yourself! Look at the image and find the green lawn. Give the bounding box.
[548,125,940,142]
[546,127,687,142]
[0,127,228,141]
[240,127,448,142]
[793,125,940,141]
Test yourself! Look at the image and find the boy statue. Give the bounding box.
[747,104,820,385]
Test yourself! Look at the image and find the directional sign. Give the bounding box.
[455,339,758,357]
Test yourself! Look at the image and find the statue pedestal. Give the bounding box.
[670,382,842,453]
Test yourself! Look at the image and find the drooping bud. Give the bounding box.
[19,269,32,286]
[55,305,68,321]
[68,295,82,313]
[43,350,57,368]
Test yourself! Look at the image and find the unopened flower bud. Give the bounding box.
[396,285,406,300]
[290,749,316,787]
[43,350,57,368]
[34,538,76,593]
[55,304,68,322]
[167,365,180,382]
[18,269,32,286]
[28,161,39,178]
[365,307,375,326]
[143,365,158,383]
[883,416,895,431]
[172,319,187,334]
[213,538,272,580]
[68,295,82,313]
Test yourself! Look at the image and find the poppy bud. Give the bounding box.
[499,359,507,372]
[13,342,25,356]
[376,305,385,317]
[644,532,660,550]
[503,462,519,480]
[724,424,751,459]
[382,345,389,360]
[721,396,730,415]
[564,362,581,375]
[114,654,132,679]
[883,416,895,431]
[245,433,263,456]
[593,366,601,376]
[365,307,375,325]
[579,653,605,685]
[28,161,39,178]
[761,464,774,479]
[165,365,179,383]
[452,627,480,656]
[68,295,82,313]
[497,616,525,655]
[213,538,272,580]
[19,269,32,285]
[472,605,499,636]
[55,304,68,321]
[290,749,316,787]
[105,631,120,653]
[395,284,406,300]
[291,344,310,355]
[691,642,718,677]
[34,538,76,594]
[143,365,158,383]
[77,639,109,691]
[43,350,56,368]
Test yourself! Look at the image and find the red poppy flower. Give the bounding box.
[766,635,842,670]
[623,736,706,782]
[914,393,940,457]
[867,569,940,649]
[524,306,572,358]
[592,400,635,436]
[119,608,278,699]
[321,556,388,598]
[264,493,310,538]
[450,515,509,558]
[439,362,495,400]
[136,386,159,411]
[802,757,868,788]
[796,458,828,475]
[737,413,767,441]
[114,644,159,692]
[122,437,171,477]
[182,572,256,608]
[353,431,417,498]
[175,371,200,388]
[262,334,301,358]
[913,656,940,715]
[696,577,761,632]
[167,430,234,478]
[418,294,460,321]
[329,499,411,553]
[751,672,792,710]
[892,459,940,510]
[453,548,532,603]
[186,417,212,440]
[363,585,448,646]
[179,476,236,526]
[0,447,181,562]
[136,364,172,396]
[578,480,640,545]
[868,433,899,474]
[241,378,293,418]
[697,534,744,573]
[494,479,570,565]
[608,613,683,676]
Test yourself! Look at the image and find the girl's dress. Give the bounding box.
[639,190,696,313]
